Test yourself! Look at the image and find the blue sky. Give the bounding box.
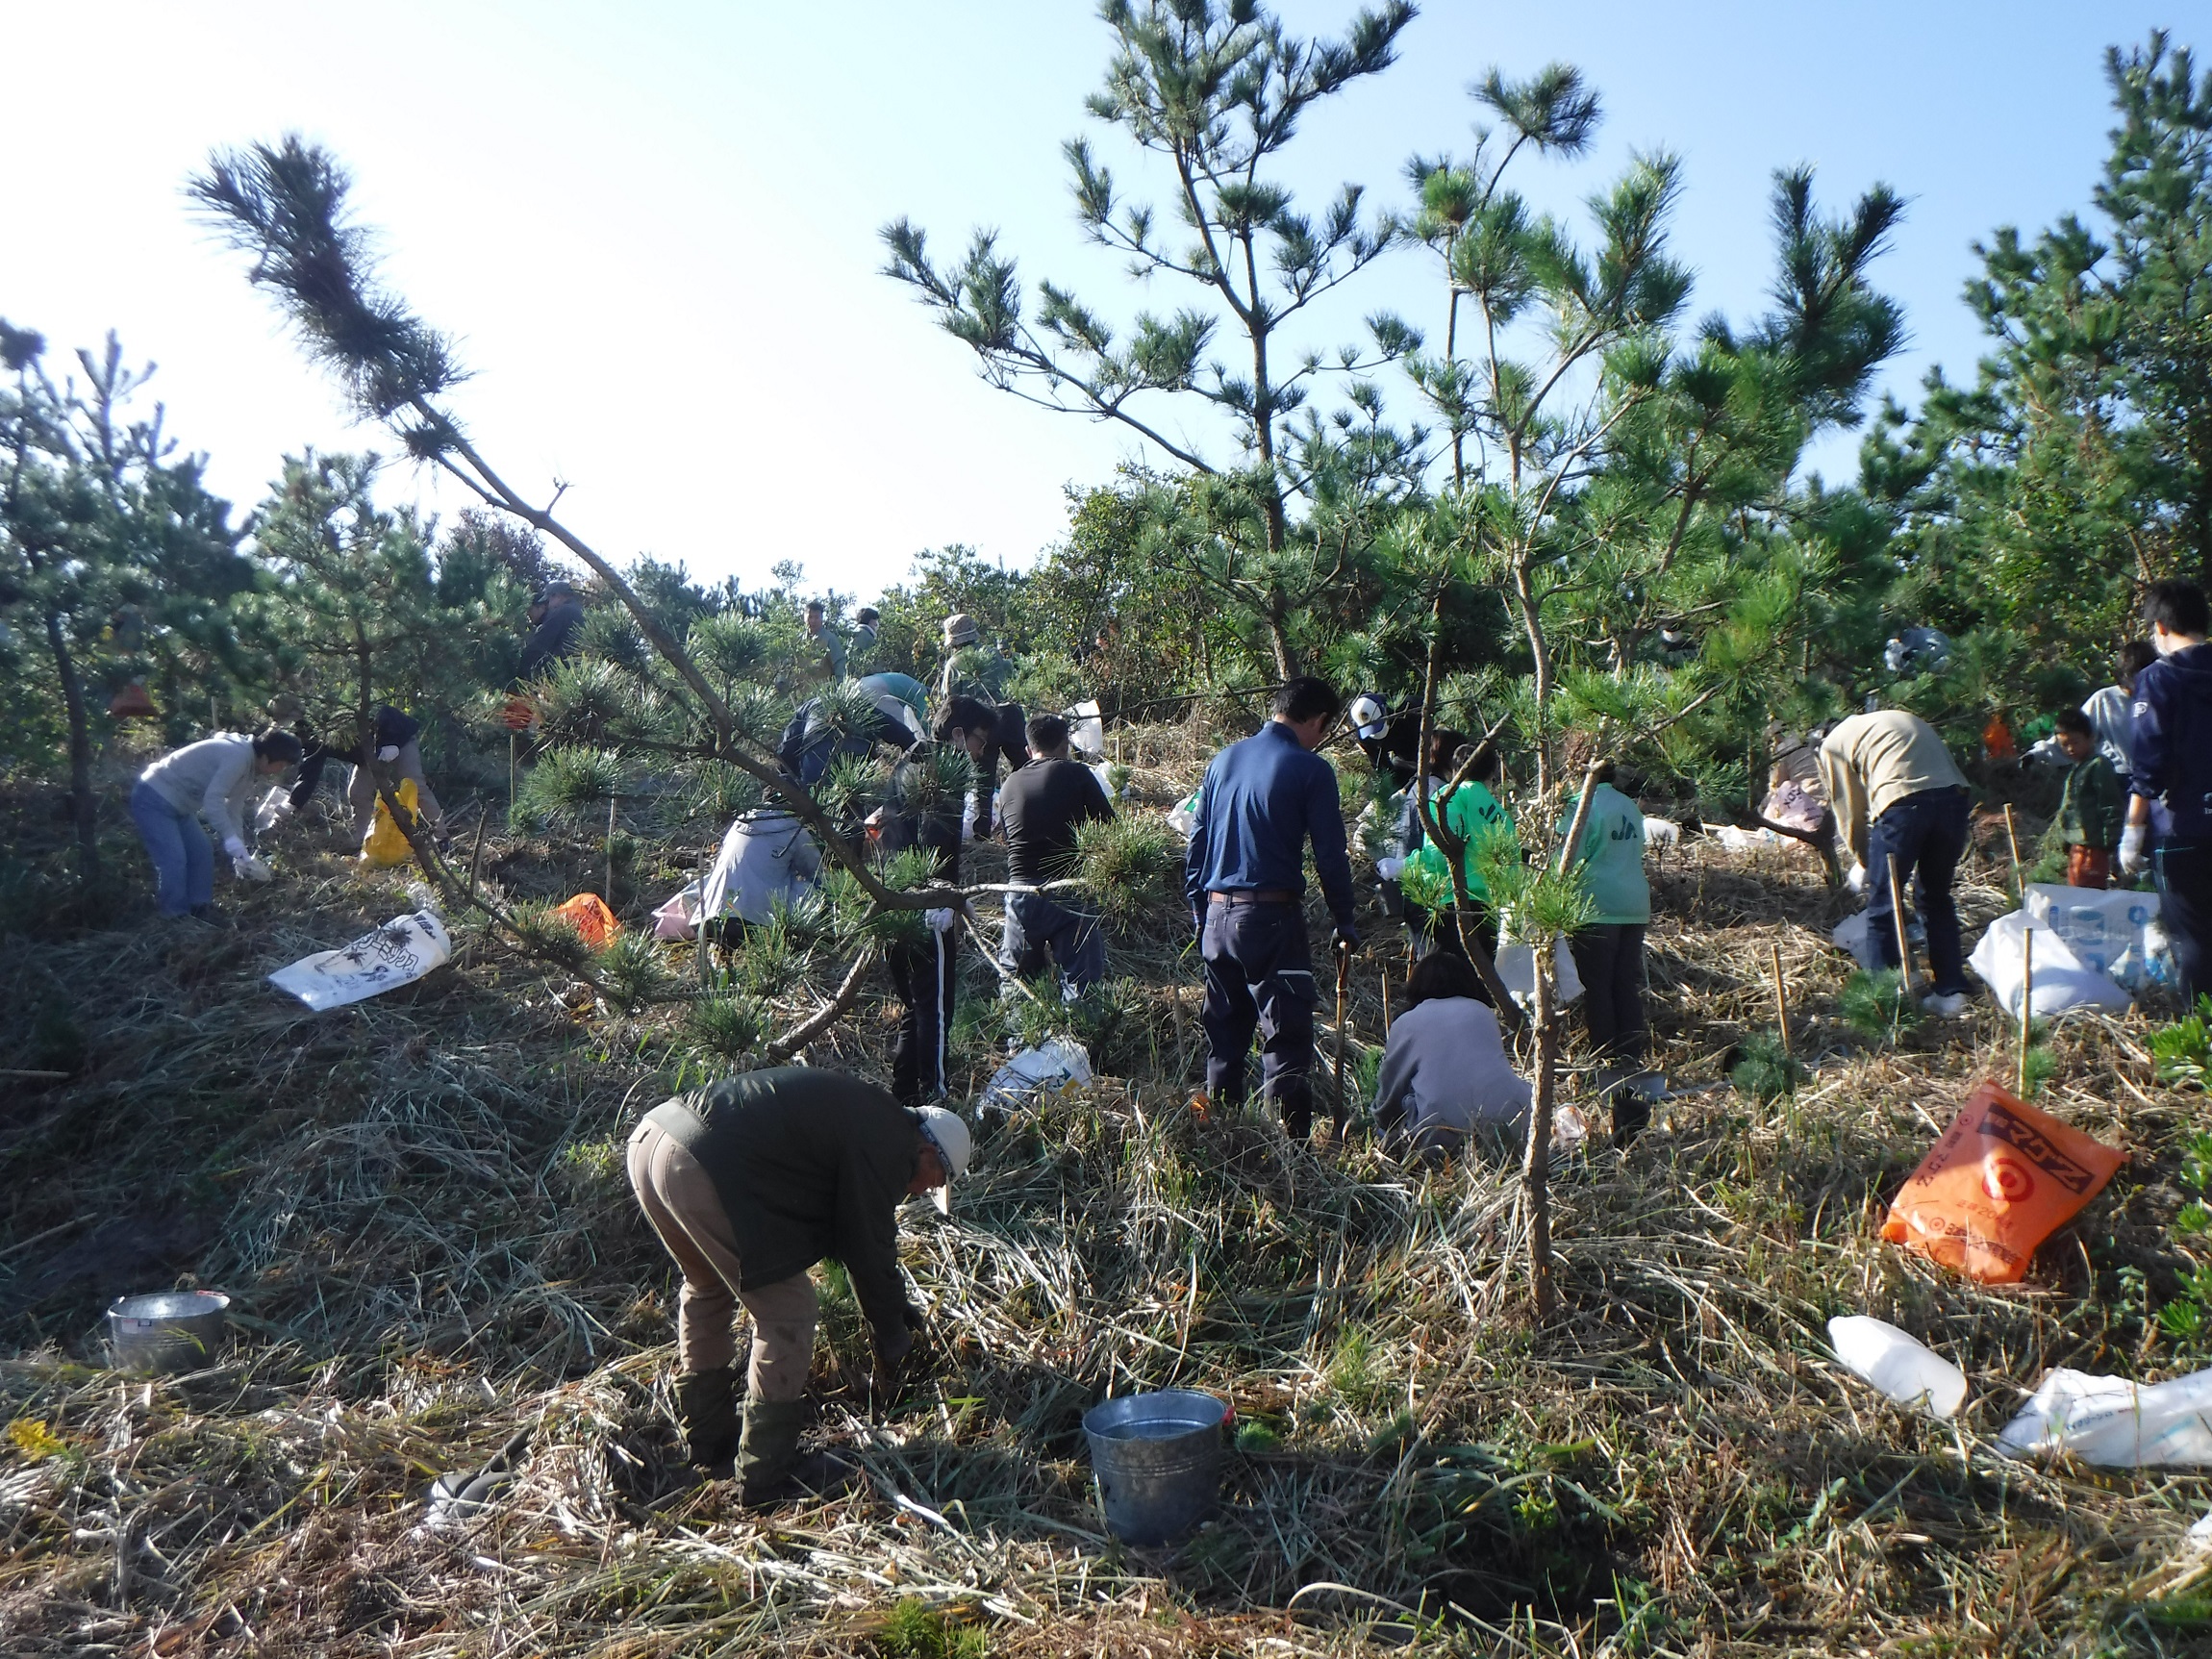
[7,2,2198,601]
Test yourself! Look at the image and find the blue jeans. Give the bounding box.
[1200,899,1319,1136]
[1866,785,1970,995]
[131,780,213,916]
[999,891,1106,993]
[2155,839,2212,1009]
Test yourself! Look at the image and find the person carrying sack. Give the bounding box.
[626,1068,969,1507]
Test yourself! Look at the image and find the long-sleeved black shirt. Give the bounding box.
[998,757,1113,887]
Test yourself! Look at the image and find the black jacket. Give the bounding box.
[643,1068,922,1342]
[517,598,586,683]
[289,706,422,810]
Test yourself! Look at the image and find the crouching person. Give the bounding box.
[626,1067,971,1506]
[1372,952,1530,1164]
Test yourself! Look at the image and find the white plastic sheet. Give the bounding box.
[1967,910,2132,1019]
[1832,911,1885,970]
[268,910,451,1012]
[1495,936,1585,1010]
[702,811,820,927]
[1064,699,1105,761]
[2023,882,2166,986]
[1998,1365,2212,1466]
[1167,790,1202,843]
[1827,1315,1967,1420]
[1705,823,1783,852]
[979,1038,1094,1115]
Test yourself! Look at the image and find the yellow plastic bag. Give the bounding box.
[360,778,420,867]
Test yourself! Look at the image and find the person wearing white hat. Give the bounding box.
[626,1068,970,1506]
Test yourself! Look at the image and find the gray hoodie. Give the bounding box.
[139,735,259,847]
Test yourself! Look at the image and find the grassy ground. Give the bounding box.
[2,729,2209,1656]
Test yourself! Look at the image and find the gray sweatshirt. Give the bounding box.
[139,735,259,847]
[1372,995,1531,1143]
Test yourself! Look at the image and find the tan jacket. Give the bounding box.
[1817,711,1968,863]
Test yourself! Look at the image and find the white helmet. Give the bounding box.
[1348,693,1388,741]
[914,1105,971,1215]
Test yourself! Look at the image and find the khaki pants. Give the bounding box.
[348,739,443,837]
[625,1117,817,1400]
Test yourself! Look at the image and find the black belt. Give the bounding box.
[1208,890,1296,906]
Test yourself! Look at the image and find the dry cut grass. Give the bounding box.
[1,729,2209,1656]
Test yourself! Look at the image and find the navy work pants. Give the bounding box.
[889,926,957,1105]
[1866,786,1970,996]
[1000,891,1107,994]
[2157,839,2212,1010]
[1200,899,1320,1138]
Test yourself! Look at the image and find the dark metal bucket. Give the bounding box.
[107,1291,230,1373]
[1082,1389,1228,1546]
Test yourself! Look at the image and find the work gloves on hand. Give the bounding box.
[1846,862,1868,894]
[235,854,274,883]
[2120,823,2149,878]
[1332,925,1360,954]
[376,744,401,763]
[870,1309,924,1403]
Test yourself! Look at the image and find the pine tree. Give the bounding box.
[881,0,1420,677]
[0,323,249,885]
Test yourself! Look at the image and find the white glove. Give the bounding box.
[223,836,249,863]
[234,853,274,883]
[1846,862,1868,894]
[1375,856,1404,882]
[377,744,400,763]
[925,908,956,934]
[2120,822,2149,877]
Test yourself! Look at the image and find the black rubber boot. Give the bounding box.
[736,1398,852,1509]
[673,1367,739,1476]
[735,1396,808,1507]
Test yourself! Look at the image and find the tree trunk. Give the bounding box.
[44,609,99,886]
[1521,955,1558,1320]
[1265,605,1297,682]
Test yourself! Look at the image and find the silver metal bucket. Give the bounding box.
[1082,1389,1227,1546]
[107,1291,230,1373]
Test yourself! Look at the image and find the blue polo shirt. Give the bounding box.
[1184,720,1356,928]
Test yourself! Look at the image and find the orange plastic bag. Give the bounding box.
[1982,715,2018,761]
[1880,1082,2123,1284]
[551,892,618,948]
[500,695,540,732]
[108,680,159,718]
[359,778,420,867]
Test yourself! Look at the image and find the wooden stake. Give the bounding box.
[605,792,618,901]
[508,732,516,823]
[1380,969,1393,1033]
[1886,859,1915,1000]
[2002,803,2024,899]
[696,849,711,991]
[2018,926,2035,1098]
[465,804,490,903]
[1769,940,1792,1055]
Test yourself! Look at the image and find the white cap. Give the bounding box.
[1348,693,1388,741]
[913,1105,971,1215]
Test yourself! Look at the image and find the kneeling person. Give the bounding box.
[997,713,1116,994]
[626,1068,970,1505]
